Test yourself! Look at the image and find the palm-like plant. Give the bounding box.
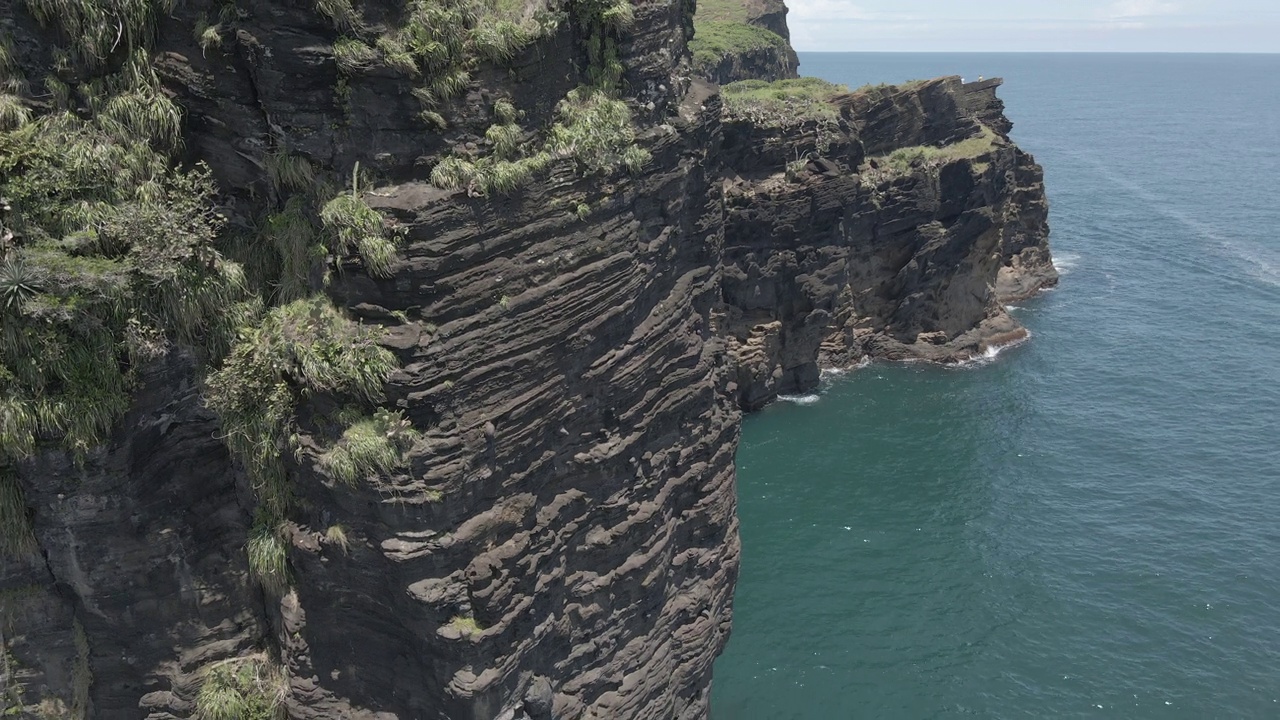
[0,255,40,310]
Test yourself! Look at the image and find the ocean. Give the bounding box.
[711,53,1280,718]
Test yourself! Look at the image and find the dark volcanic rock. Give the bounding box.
[693,0,800,85]
[1,352,265,718]
[699,43,799,86]
[1,1,1052,718]
[719,77,1057,408]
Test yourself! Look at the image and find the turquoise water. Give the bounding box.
[712,54,1280,718]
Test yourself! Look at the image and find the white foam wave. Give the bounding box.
[1221,240,1280,289]
[819,356,871,380]
[953,332,1031,368]
[778,394,820,406]
[1053,252,1081,275]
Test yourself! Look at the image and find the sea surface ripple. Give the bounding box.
[712,53,1280,719]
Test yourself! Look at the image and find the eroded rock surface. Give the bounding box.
[1,1,1051,718]
[692,0,799,85]
[720,77,1057,408]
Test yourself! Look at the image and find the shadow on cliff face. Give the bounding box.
[0,0,1051,716]
[717,76,1057,410]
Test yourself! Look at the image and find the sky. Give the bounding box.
[786,0,1280,53]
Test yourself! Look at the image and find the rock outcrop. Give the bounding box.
[690,0,800,85]
[719,77,1057,408]
[0,0,1052,718]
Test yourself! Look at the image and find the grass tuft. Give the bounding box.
[0,467,36,558]
[195,656,286,720]
[323,524,350,553]
[319,408,421,485]
[492,98,517,125]
[333,37,378,74]
[446,614,483,636]
[24,0,169,71]
[485,122,522,158]
[315,0,364,32]
[547,87,643,173]
[0,94,30,130]
[264,152,315,195]
[195,14,224,53]
[246,511,289,594]
[319,191,397,278]
[721,76,848,124]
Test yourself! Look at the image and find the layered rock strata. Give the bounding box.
[719,77,1057,408]
[0,2,1051,719]
[690,0,800,84]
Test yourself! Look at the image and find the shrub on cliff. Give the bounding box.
[0,112,248,462]
[204,297,396,512]
[319,408,422,485]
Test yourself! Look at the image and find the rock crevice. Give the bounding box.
[0,2,1052,718]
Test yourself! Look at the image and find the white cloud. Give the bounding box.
[1106,0,1182,19]
[788,0,920,23]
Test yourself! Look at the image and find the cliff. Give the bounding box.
[689,0,799,84]
[718,76,1057,408]
[0,0,1052,718]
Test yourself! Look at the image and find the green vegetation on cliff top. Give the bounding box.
[690,22,788,73]
[694,0,753,23]
[426,0,651,194]
[722,77,849,122]
[689,0,790,75]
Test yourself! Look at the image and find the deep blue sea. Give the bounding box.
[711,53,1280,718]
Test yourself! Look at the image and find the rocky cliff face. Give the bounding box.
[0,0,1050,718]
[719,77,1057,408]
[689,0,799,85]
